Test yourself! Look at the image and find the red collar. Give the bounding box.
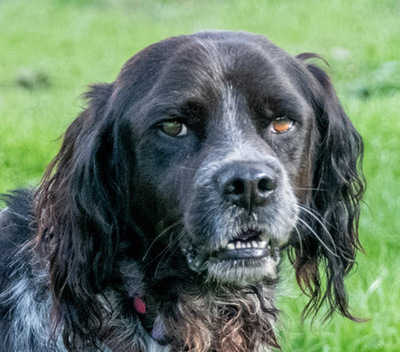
[133,295,146,314]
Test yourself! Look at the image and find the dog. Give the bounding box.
[0,31,365,351]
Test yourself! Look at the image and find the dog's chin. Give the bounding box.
[183,234,282,285]
[206,254,280,285]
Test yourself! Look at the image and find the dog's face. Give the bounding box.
[36,31,365,350]
[114,32,318,284]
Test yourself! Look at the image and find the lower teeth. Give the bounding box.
[226,240,267,250]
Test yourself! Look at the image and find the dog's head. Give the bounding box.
[36,31,365,348]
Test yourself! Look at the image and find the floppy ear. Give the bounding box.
[36,83,139,349]
[291,55,366,321]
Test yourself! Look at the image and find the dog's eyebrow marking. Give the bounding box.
[221,82,235,118]
[194,37,228,82]
[221,83,245,142]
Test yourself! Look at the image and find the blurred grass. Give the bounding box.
[0,0,399,350]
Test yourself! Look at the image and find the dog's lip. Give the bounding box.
[211,229,278,261]
[184,228,281,272]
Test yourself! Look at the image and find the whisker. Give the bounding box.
[292,225,304,257]
[142,237,179,267]
[142,227,186,270]
[297,205,357,264]
[0,207,29,221]
[154,232,184,277]
[297,205,336,249]
[296,217,338,257]
[142,220,183,261]
[174,164,197,171]
[292,187,328,192]
[0,207,9,215]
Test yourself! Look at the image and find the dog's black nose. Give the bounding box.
[220,164,277,212]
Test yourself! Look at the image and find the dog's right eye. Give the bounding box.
[158,121,188,137]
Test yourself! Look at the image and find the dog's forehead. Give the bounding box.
[156,33,292,94]
[119,32,296,98]
[118,32,311,131]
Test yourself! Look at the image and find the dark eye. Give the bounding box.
[159,121,188,137]
[271,117,293,134]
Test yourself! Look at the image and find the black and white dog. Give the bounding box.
[0,31,365,352]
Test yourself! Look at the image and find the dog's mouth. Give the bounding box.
[184,228,281,282]
[210,229,279,261]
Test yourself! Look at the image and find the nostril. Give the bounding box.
[224,178,246,196]
[257,176,277,193]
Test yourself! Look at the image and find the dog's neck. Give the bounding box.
[145,275,280,352]
[134,244,281,351]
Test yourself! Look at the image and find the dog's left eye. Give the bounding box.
[158,121,188,137]
[271,117,293,134]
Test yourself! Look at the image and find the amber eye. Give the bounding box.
[271,117,293,134]
[159,121,188,137]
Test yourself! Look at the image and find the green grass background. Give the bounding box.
[0,0,399,350]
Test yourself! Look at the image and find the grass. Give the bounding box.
[0,0,399,350]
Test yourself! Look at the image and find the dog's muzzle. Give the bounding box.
[181,160,296,284]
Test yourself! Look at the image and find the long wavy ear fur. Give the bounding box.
[291,54,366,321]
[35,83,136,350]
